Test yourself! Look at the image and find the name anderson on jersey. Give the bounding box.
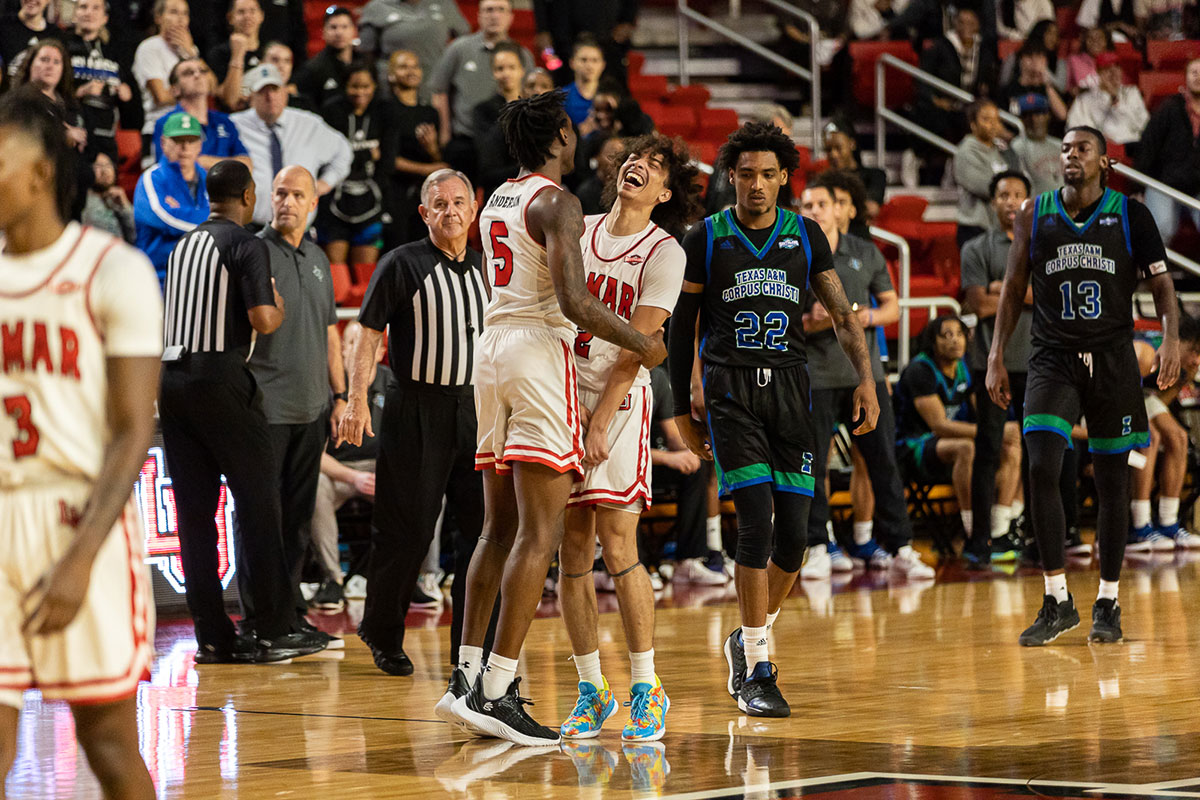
[1044,243,1116,275]
[721,267,801,303]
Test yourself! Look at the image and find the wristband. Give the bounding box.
[334,391,348,401]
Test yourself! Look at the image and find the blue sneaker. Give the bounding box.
[561,678,617,739]
[1128,524,1171,553]
[826,542,854,572]
[847,539,892,569]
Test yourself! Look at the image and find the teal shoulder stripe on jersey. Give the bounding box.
[778,209,802,237]
[710,212,734,240]
[1036,191,1055,218]
[1100,188,1123,215]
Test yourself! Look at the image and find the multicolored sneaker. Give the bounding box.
[623,740,670,792]
[621,677,669,742]
[560,740,618,787]
[560,678,617,739]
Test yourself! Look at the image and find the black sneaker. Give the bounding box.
[299,619,343,650]
[963,537,991,570]
[722,628,746,699]
[1065,526,1091,556]
[435,667,472,725]
[737,661,790,717]
[1018,594,1081,646]
[358,625,414,675]
[194,633,256,664]
[311,579,345,610]
[252,630,328,663]
[451,675,560,747]
[990,530,1023,562]
[1088,598,1123,643]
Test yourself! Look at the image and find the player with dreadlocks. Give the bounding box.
[669,121,879,717]
[555,134,700,745]
[437,90,666,746]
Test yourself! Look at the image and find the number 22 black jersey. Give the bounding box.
[1029,188,1165,351]
[681,208,834,368]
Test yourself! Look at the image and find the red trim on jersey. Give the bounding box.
[503,453,583,476]
[83,236,121,342]
[566,489,651,508]
[588,215,662,264]
[562,340,584,459]
[0,226,86,299]
[522,184,559,250]
[638,235,676,296]
[507,172,563,189]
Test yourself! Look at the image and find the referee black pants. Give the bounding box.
[807,380,914,552]
[236,416,327,631]
[159,355,296,648]
[360,381,493,662]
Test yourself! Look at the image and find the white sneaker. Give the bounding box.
[647,567,665,591]
[801,545,831,580]
[657,561,675,582]
[300,582,319,602]
[890,545,935,580]
[344,574,367,599]
[1175,527,1200,549]
[720,552,736,579]
[674,557,729,585]
[828,543,855,572]
[418,571,445,605]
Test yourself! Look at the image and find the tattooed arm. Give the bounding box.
[810,269,880,434]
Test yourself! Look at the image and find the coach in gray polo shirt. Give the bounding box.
[241,164,346,643]
[799,176,929,577]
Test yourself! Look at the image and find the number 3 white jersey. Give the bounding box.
[0,223,163,489]
[574,214,685,394]
[479,173,576,341]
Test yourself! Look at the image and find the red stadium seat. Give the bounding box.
[626,51,646,78]
[694,108,740,140]
[875,195,929,227]
[690,140,720,167]
[1056,5,1079,39]
[665,84,711,110]
[1140,70,1185,111]
[1113,41,1142,85]
[115,129,142,197]
[1147,40,1200,70]
[998,39,1022,62]
[510,9,536,37]
[330,263,353,305]
[849,41,918,110]
[628,73,669,104]
[651,106,697,138]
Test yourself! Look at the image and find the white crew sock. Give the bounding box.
[1159,496,1180,528]
[741,625,768,678]
[482,652,518,700]
[1011,499,1025,518]
[573,649,603,689]
[960,510,973,536]
[629,649,655,687]
[1097,579,1119,601]
[853,520,874,546]
[991,504,1014,539]
[706,515,723,551]
[458,645,484,685]
[1045,573,1069,603]
[1131,499,1152,530]
[765,608,780,633]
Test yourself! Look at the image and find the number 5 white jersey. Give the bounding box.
[479,173,576,341]
[573,214,685,394]
[0,223,163,488]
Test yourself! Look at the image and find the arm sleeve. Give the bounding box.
[1127,198,1169,276]
[358,251,404,331]
[636,238,687,313]
[680,223,709,285]
[959,237,988,288]
[804,217,835,275]
[236,237,276,309]
[667,290,702,417]
[650,366,673,423]
[89,243,164,357]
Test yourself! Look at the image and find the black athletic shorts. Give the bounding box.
[703,363,817,497]
[895,433,954,485]
[1023,343,1149,454]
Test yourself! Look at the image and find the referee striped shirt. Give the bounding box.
[359,238,486,387]
[163,218,275,358]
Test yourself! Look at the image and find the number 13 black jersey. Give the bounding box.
[1029,188,1167,351]
[681,208,834,368]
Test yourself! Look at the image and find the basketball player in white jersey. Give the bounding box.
[0,89,161,799]
[441,91,666,746]
[556,134,699,745]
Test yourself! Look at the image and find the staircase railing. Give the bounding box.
[872,53,1200,279]
[676,0,821,150]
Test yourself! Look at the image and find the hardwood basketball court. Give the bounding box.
[9,551,1200,799]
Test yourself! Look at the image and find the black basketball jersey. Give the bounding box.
[1029,188,1145,350]
[685,208,833,368]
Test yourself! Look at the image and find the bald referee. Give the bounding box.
[159,160,326,665]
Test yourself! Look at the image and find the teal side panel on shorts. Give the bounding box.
[773,470,815,496]
[1023,413,1073,442]
[1089,431,1150,454]
[722,462,774,492]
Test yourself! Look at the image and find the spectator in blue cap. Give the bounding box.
[1010,92,1062,198]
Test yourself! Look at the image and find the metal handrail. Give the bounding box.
[677,0,821,150]
[874,54,1025,168]
[869,225,916,367]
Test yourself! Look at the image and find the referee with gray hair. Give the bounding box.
[159,160,326,664]
[338,168,495,675]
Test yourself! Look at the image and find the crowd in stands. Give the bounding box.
[6,0,1197,612]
